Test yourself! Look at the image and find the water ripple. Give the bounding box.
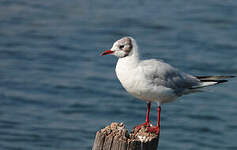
[0,0,237,150]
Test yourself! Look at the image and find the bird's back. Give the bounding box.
[139,59,200,92]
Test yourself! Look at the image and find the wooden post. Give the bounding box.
[92,122,159,150]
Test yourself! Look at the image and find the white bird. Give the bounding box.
[101,37,235,134]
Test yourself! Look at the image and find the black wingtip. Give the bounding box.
[196,75,236,80]
[215,80,228,84]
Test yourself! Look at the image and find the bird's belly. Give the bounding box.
[120,78,178,103]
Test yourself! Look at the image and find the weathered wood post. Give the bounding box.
[92,122,160,150]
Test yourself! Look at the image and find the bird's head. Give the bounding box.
[101,37,134,58]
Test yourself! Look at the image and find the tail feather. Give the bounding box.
[189,75,235,89]
[195,75,235,80]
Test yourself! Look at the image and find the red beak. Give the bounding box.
[100,50,114,56]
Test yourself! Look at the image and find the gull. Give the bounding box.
[100,37,235,134]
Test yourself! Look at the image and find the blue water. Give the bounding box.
[0,0,237,150]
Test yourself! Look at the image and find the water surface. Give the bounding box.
[0,0,237,150]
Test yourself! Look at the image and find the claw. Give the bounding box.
[147,126,160,135]
[134,121,150,130]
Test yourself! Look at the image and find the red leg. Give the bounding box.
[145,102,151,123]
[135,102,151,129]
[157,106,161,128]
[148,105,161,134]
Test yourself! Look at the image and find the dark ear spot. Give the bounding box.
[122,37,133,53]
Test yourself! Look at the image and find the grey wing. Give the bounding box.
[140,59,201,93]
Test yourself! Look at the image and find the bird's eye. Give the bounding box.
[119,45,124,49]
